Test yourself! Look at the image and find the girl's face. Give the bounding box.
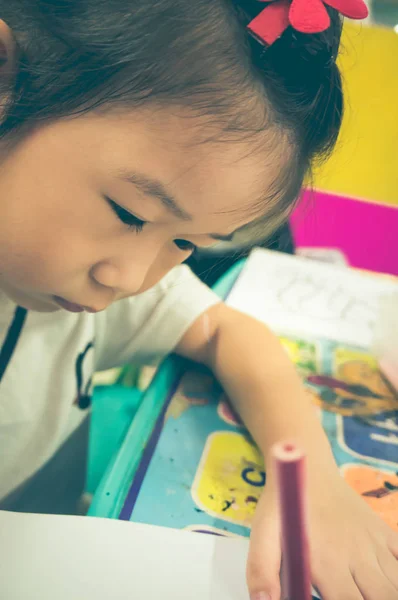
[0,108,278,313]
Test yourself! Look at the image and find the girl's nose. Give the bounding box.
[91,258,151,296]
[90,243,162,297]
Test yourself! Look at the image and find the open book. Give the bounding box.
[227,249,398,349]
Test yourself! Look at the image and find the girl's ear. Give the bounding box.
[0,20,16,75]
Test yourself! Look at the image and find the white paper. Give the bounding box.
[0,510,322,599]
[0,510,250,599]
[373,293,398,390]
[227,249,398,349]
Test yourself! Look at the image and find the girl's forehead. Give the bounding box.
[105,107,284,219]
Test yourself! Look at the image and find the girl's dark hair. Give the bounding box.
[0,0,343,237]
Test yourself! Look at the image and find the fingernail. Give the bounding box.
[250,593,271,600]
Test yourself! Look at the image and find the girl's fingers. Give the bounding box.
[377,548,398,593]
[313,570,364,600]
[353,563,398,600]
[247,511,281,600]
[388,533,398,560]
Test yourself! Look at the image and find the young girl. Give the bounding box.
[0,1,397,599]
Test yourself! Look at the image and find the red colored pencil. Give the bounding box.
[273,441,312,600]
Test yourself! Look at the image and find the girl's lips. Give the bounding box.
[53,296,90,313]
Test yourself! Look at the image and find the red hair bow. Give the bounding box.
[248,0,369,46]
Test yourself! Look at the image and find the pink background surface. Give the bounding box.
[290,191,398,276]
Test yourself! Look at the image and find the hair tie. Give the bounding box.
[248,0,369,46]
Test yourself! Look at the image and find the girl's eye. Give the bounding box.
[174,239,197,253]
[107,197,146,232]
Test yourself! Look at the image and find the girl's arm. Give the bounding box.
[176,302,336,478]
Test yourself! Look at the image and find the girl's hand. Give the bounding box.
[247,472,398,600]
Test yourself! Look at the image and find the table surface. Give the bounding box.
[89,261,398,537]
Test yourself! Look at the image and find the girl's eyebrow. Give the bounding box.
[118,169,192,221]
[118,169,236,242]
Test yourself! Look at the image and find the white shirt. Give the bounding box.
[0,266,219,501]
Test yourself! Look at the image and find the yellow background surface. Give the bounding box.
[314,23,398,205]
